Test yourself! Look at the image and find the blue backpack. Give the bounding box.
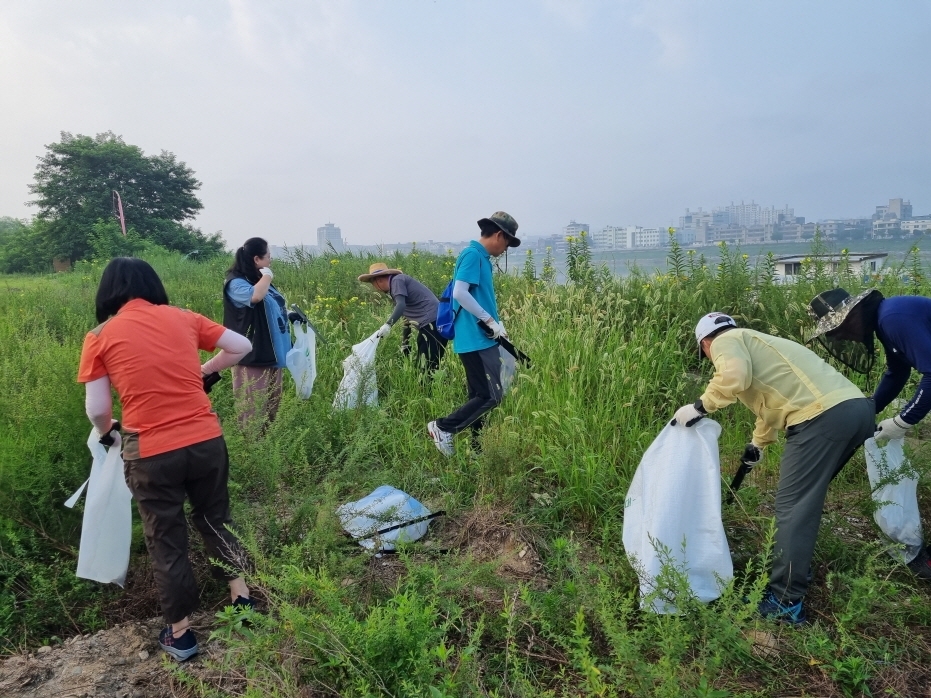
[436,257,463,340]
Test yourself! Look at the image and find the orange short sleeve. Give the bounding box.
[191,311,226,351]
[78,333,108,383]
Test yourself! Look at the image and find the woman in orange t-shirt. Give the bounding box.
[78,257,255,662]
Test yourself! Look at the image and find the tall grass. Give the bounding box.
[2,238,931,694]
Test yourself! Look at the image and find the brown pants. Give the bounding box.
[123,436,246,624]
[232,365,283,430]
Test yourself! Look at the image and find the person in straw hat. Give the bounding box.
[358,262,447,373]
[673,312,874,623]
[427,211,520,457]
[808,287,931,580]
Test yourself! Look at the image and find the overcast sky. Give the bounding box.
[1,1,929,247]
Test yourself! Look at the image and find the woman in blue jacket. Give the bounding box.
[223,237,292,429]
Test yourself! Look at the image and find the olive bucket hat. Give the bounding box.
[806,287,885,374]
[477,211,521,247]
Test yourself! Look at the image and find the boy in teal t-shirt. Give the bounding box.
[427,211,520,456]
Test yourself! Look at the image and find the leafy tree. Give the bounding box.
[0,218,50,274]
[27,131,224,261]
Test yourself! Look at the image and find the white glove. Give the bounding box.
[671,401,706,427]
[485,320,507,339]
[375,323,392,339]
[259,267,273,279]
[875,415,913,444]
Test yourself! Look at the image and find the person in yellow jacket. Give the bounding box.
[672,312,874,624]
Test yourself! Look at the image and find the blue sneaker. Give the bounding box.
[159,626,199,661]
[758,590,807,625]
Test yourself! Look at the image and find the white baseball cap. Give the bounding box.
[694,312,737,354]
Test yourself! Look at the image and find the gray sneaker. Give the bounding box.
[427,421,454,457]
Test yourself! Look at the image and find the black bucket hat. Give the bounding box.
[477,211,521,247]
[806,287,884,375]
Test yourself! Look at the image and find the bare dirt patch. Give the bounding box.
[0,612,240,698]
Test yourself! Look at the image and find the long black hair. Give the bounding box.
[227,237,268,283]
[95,257,170,322]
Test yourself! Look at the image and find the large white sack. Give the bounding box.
[864,436,923,563]
[286,322,317,399]
[333,333,380,409]
[336,485,431,551]
[623,419,733,613]
[64,430,133,586]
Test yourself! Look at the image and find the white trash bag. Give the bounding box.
[499,346,517,394]
[336,485,433,551]
[333,333,381,409]
[864,436,923,563]
[286,322,317,399]
[64,430,133,586]
[623,419,733,613]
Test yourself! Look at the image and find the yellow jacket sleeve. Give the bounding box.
[700,337,752,413]
[752,415,777,448]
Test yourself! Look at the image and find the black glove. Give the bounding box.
[287,311,303,324]
[99,421,121,447]
[203,372,223,394]
[741,443,762,466]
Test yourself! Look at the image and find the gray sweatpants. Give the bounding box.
[769,397,875,601]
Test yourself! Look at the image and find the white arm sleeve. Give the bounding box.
[452,280,492,323]
[85,376,114,435]
[202,329,253,373]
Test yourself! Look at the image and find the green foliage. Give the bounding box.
[0,218,51,274]
[522,248,536,282]
[2,242,931,695]
[541,245,556,284]
[26,131,222,262]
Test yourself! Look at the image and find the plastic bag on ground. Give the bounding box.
[64,430,133,586]
[336,485,431,551]
[864,436,923,563]
[286,322,317,399]
[499,345,517,394]
[333,333,380,409]
[623,419,733,613]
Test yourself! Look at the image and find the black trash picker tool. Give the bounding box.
[289,303,326,345]
[477,321,532,367]
[726,453,757,505]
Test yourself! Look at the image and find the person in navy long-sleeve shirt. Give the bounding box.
[808,288,931,580]
[872,295,931,428]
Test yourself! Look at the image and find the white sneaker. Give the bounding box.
[427,421,454,457]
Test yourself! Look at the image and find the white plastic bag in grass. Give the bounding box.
[333,333,380,409]
[499,345,517,394]
[286,322,317,399]
[623,419,732,613]
[64,430,133,586]
[336,486,432,551]
[864,436,923,563]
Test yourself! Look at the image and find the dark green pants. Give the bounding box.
[769,397,875,602]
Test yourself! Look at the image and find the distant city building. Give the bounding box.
[902,217,931,234]
[874,198,912,221]
[592,225,624,249]
[872,219,902,236]
[317,222,344,251]
[563,220,589,238]
[619,226,663,248]
[774,253,887,283]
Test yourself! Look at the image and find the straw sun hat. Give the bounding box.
[358,263,402,283]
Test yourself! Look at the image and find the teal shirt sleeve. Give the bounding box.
[455,249,482,287]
